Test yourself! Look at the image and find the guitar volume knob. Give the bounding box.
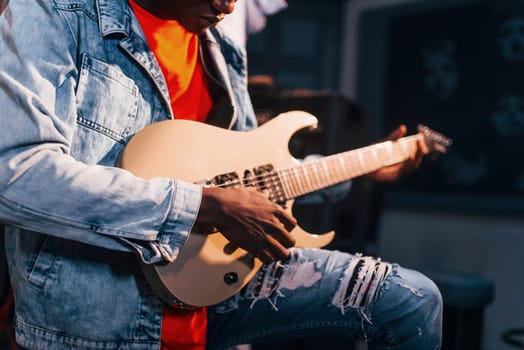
[224,272,238,285]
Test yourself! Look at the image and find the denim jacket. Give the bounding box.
[0,0,256,348]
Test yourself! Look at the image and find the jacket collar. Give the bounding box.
[96,0,132,36]
[93,0,237,127]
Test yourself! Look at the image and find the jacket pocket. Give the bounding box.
[73,54,139,164]
[27,235,62,288]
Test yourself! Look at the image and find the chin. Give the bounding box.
[187,26,210,35]
[183,18,214,34]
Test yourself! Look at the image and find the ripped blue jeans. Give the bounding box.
[207,248,443,350]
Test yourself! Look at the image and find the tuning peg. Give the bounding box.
[417,124,453,154]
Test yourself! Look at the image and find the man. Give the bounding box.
[0,1,442,349]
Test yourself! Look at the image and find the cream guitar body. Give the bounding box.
[119,110,451,307]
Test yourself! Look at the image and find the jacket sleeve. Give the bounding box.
[0,0,199,264]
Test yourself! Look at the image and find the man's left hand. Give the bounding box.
[365,124,425,183]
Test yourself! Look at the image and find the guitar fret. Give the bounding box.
[322,159,329,183]
[289,168,300,198]
[301,165,313,193]
[364,147,379,176]
[347,152,360,177]
[319,159,330,191]
[292,168,302,196]
[325,158,335,185]
[378,143,389,168]
[300,166,310,194]
[281,170,294,198]
[357,151,365,173]
[279,169,289,197]
[329,157,341,184]
[292,168,302,197]
[399,139,409,161]
[311,163,320,190]
[297,168,305,195]
[338,157,346,175]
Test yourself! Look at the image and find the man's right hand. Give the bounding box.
[196,187,297,264]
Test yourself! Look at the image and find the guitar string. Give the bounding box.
[208,156,356,190]
[208,136,422,192]
[208,135,423,186]
[207,138,420,200]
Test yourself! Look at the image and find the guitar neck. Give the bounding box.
[278,134,423,200]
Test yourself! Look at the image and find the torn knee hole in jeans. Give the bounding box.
[332,256,392,319]
[242,254,394,319]
[244,253,322,310]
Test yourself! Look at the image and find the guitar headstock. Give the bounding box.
[417,125,453,154]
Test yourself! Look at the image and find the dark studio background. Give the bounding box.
[245,0,524,349]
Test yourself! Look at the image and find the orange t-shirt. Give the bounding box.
[130,0,213,122]
[130,2,213,349]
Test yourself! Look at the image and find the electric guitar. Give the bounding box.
[119,110,452,307]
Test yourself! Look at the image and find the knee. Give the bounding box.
[416,271,443,323]
[366,266,443,348]
[393,267,443,340]
[374,266,443,337]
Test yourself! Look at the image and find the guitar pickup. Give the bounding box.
[210,172,241,188]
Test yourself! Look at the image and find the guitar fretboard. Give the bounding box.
[277,134,423,200]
